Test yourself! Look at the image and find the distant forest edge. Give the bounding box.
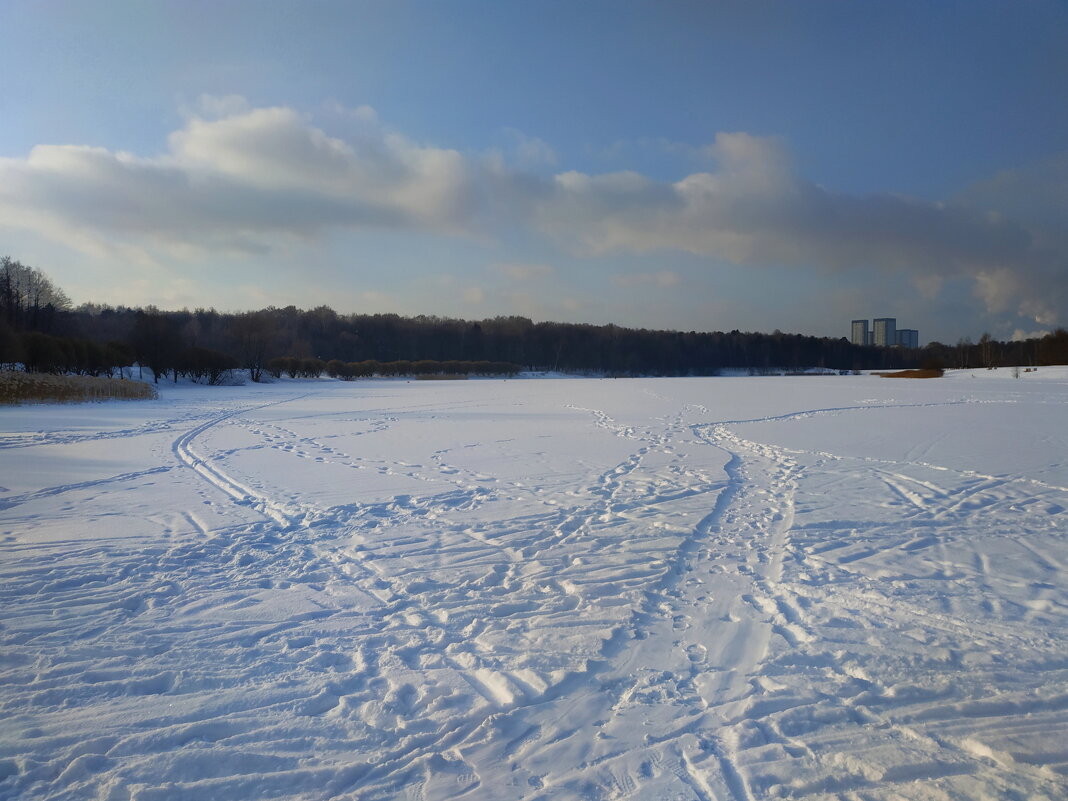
[3,256,1067,383]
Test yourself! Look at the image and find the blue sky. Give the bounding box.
[1,1,1066,344]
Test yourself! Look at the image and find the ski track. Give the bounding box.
[1,376,1066,800]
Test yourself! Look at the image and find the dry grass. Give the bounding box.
[0,371,158,405]
[875,369,944,379]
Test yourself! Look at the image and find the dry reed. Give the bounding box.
[0,371,158,405]
[875,369,944,379]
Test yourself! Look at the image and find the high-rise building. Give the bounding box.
[851,317,917,347]
[851,319,869,346]
[873,317,897,348]
[896,329,919,349]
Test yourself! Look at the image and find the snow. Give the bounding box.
[1,371,1066,800]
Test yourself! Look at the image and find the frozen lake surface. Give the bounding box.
[1,371,1066,800]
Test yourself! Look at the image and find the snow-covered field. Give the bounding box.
[1,371,1066,801]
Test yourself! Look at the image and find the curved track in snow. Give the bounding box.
[1,375,1066,800]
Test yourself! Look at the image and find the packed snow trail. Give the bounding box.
[0,374,1066,800]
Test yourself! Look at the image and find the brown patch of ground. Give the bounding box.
[875,369,944,379]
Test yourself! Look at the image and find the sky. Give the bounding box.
[1,1,1066,344]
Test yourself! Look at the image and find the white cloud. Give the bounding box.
[493,262,555,281]
[536,133,1065,325]
[957,154,1068,247]
[1012,328,1051,341]
[325,101,379,125]
[912,273,943,300]
[0,101,477,259]
[188,94,253,120]
[0,103,1064,327]
[613,271,680,288]
[358,290,396,309]
[501,128,558,168]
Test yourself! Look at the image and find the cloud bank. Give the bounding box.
[0,100,1064,325]
[0,104,477,255]
[535,133,1063,325]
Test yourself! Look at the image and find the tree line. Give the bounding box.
[2,256,1067,380]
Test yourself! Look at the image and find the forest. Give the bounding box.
[3,256,1067,382]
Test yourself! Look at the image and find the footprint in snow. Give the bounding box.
[685,644,707,663]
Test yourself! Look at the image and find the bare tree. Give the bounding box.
[229,311,276,382]
[0,256,71,332]
[131,309,183,383]
[979,332,996,369]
